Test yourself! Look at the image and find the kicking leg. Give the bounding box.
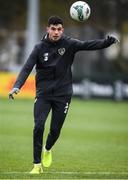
[42,96,71,167]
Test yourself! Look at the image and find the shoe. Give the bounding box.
[29,163,43,174]
[42,146,52,167]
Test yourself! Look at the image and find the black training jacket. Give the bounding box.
[13,35,114,97]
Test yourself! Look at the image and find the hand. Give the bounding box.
[9,88,20,99]
[107,35,120,44]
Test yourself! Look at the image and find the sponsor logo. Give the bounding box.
[43,53,49,61]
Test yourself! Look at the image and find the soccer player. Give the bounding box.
[9,16,119,174]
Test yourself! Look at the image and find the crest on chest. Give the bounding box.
[58,48,65,56]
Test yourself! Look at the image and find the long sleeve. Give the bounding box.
[71,37,115,52]
[13,45,39,89]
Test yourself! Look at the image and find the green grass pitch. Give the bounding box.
[0,98,128,179]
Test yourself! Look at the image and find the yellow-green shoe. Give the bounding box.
[42,146,52,167]
[29,163,43,174]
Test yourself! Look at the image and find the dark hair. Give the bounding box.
[48,16,63,26]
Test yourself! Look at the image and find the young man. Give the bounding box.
[9,16,118,174]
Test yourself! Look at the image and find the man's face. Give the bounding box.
[47,24,64,42]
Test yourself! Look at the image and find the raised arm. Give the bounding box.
[72,36,119,52]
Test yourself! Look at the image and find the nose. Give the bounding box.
[55,30,59,34]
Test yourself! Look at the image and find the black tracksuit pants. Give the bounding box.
[33,96,71,163]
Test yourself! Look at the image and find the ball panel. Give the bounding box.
[70,1,91,22]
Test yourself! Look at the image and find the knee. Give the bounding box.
[34,121,44,134]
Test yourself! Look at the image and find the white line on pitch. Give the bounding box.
[0,171,128,175]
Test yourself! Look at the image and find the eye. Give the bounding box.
[51,27,56,31]
[58,28,62,31]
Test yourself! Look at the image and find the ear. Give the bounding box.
[46,27,50,33]
[62,28,64,33]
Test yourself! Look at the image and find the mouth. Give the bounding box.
[53,36,59,39]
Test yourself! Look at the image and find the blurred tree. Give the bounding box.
[0,0,26,30]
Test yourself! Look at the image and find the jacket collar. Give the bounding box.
[41,33,64,45]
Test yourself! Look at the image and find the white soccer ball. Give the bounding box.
[70,1,91,22]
